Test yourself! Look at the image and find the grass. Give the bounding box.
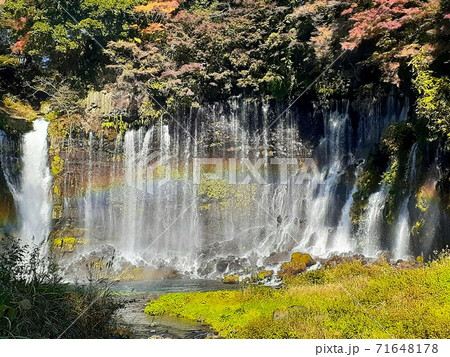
[0,236,122,338]
[145,257,450,338]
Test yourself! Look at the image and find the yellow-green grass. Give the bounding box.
[145,258,450,338]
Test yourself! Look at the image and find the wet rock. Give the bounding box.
[197,260,215,276]
[277,252,316,278]
[257,270,274,280]
[223,274,239,284]
[396,260,423,270]
[216,259,229,273]
[324,254,368,268]
[228,260,243,273]
[264,251,291,265]
[146,267,180,280]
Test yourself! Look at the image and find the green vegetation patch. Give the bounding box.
[146,258,450,338]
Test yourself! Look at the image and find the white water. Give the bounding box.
[393,143,418,260]
[298,103,351,256]
[17,119,52,245]
[50,97,413,275]
[358,183,389,257]
[332,176,359,254]
[0,119,52,245]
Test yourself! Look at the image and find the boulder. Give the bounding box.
[277,252,316,278]
[264,251,291,265]
[324,254,368,268]
[396,260,423,270]
[223,275,239,284]
[257,270,274,280]
[216,259,229,273]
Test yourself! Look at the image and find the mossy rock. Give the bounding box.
[277,252,316,278]
[291,252,316,267]
[52,237,87,253]
[257,270,274,280]
[223,275,239,284]
[0,110,33,136]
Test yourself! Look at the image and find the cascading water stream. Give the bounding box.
[298,103,351,256]
[359,183,389,257]
[332,171,360,254]
[52,97,413,277]
[393,143,418,260]
[0,119,52,246]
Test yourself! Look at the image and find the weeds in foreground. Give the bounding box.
[0,236,121,338]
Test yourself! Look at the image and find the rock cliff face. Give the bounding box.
[1,95,449,278]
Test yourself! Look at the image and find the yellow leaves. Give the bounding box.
[135,1,180,15]
[51,155,64,176]
[2,96,38,121]
[143,23,165,34]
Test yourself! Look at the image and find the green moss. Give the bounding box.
[411,51,450,149]
[223,275,239,284]
[277,252,316,278]
[350,152,388,225]
[52,237,87,252]
[0,112,33,136]
[101,115,129,134]
[2,96,38,121]
[146,257,450,338]
[380,123,417,224]
[51,155,64,176]
[257,270,273,280]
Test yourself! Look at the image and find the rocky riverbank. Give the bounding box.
[114,294,216,339]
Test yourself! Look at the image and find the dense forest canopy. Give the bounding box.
[0,0,449,147]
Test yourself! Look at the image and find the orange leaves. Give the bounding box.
[309,25,335,60]
[342,0,438,51]
[135,1,181,17]
[12,33,29,54]
[143,22,165,34]
[135,1,183,37]
[13,17,27,31]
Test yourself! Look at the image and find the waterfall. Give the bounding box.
[358,183,389,257]
[393,143,418,260]
[332,175,359,254]
[298,103,352,256]
[51,97,415,276]
[0,119,52,246]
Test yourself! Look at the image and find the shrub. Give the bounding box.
[0,235,121,338]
